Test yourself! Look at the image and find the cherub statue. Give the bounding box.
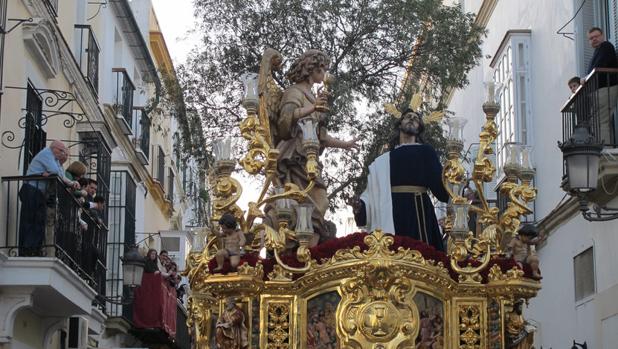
[215,297,249,349]
[507,224,541,279]
[213,213,246,272]
[271,49,358,245]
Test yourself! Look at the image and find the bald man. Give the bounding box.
[19,141,78,255]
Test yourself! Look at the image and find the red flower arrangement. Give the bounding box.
[207,232,535,283]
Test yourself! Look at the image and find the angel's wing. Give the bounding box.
[258,48,284,146]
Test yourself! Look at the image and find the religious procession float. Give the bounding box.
[183,49,541,349]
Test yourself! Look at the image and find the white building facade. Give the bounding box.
[448,1,618,348]
[0,1,203,348]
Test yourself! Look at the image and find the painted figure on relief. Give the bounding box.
[274,49,358,245]
[215,298,249,349]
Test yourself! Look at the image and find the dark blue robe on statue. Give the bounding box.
[355,144,449,251]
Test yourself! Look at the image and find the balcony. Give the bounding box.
[131,273,190,349]
[74,25,99,95]
[561,68,618,208]
[132,108,151,165]
[0,175,108,313]
[562,68,618,147]
[113,68,135,135]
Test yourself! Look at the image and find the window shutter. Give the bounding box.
[576,0,597,75]
[609,0,618,47]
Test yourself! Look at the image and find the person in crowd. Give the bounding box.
[568,76,581,94]
[64,162,89,230]
[144,249,161,273]
[585,27,618,76]
[167,262,181,287]
[19,141,79,256]
[159,250,171,270]
[213,213,246,272]
[84,178,97,202]
[65,161,87,182]
[582,27,618,144]
[84,195,105,226]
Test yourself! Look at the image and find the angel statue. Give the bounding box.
[258,49,358,246]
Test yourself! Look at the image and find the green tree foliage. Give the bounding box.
[180,0,484,209]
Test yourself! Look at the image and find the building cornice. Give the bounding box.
[475,0,499,28]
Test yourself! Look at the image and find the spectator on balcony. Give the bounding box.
[582,27,618,144]
[568,76,581,94]
[585,27,618,76]
[167,262,180,287]
[84,179,97,202]
[65,161,87,182]
[19,141,79,256]
[144,249,161,273]
[65,161,89,199]
[159,249,171,270]
[84,195,105,226]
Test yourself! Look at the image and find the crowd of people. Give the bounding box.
[18,140,105,255]
[144,248,188,301]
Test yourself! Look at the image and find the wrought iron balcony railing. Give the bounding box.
[75,25,99,94]
[131,108,151,163]
[113,68,135,130]
[1,175,108,307]
[561,68,618,148]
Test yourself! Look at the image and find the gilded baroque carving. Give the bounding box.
[458,305,482,349]
[338,257,420,348]
[267,303,291,349]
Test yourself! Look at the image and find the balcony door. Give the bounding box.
[23,83,46,175]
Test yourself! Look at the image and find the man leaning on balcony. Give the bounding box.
[19,140,78,256]
[582,27,618,144]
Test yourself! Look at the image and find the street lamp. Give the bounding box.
[98,245,145,305]
[120,245,145,290]
[559,125,618,221]
[559,126,602,193]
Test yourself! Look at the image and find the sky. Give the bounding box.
[150,0,356,236]
[151,0,199,64]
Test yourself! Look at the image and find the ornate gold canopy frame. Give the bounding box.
[184,63,541,348]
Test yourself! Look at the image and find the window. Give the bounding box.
[161,237,180,252]
[491,30,532,177]
[23,83,46,175]
[574,246,596,301]
[74,25,99,94]
[106,171,136,317]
